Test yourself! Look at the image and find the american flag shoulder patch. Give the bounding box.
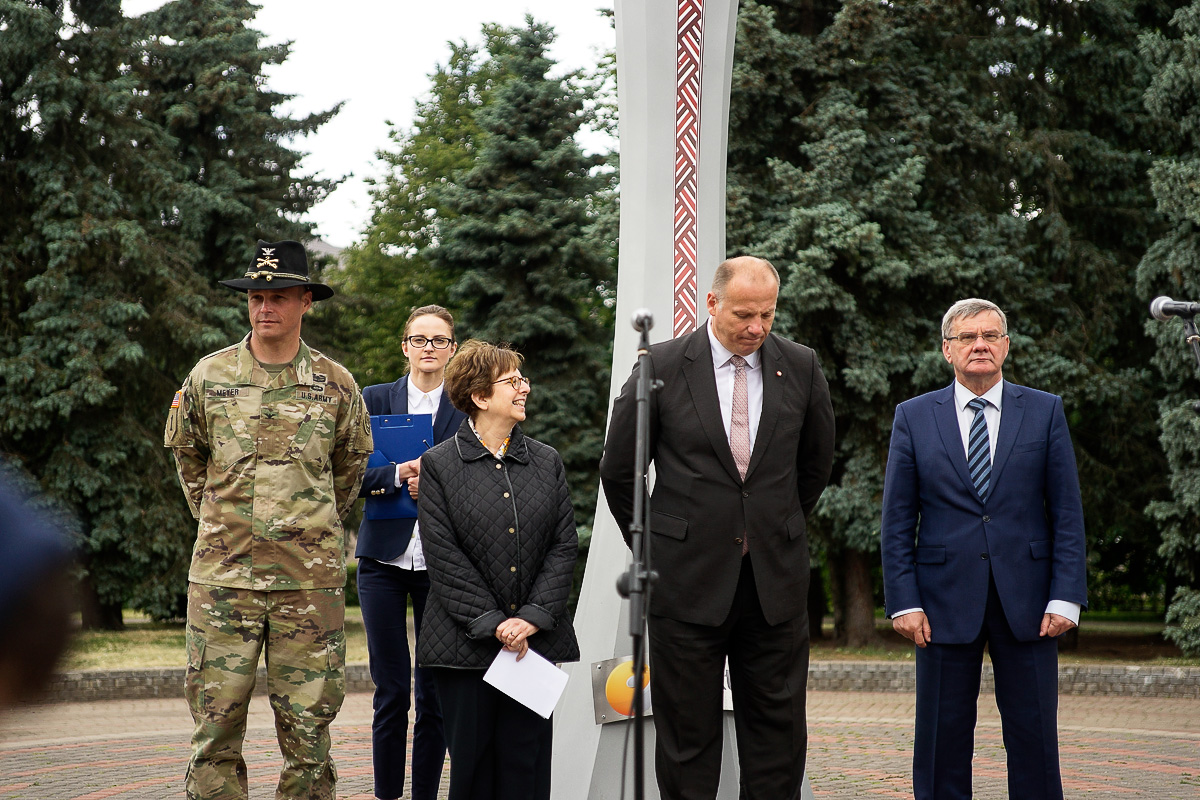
[171,390,183,409]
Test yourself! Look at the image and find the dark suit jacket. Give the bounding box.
[355,375,467,562]
[600,327,836,627]
[880,381,1088,643]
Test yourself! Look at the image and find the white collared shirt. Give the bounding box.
[381,379,444,572]
[407,380,443,421]
[707,319,764,451]
[891,377,1080,625]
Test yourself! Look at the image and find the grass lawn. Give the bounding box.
[63,607,371,672]
[61,609,1197,672]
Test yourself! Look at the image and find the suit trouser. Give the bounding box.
[432,667,553,800]
[648,556,809,800]
[358,557,446,800]
[184,583,346,800]
[913,574,1062,800]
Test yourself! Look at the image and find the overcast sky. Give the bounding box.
[124,1,616,247]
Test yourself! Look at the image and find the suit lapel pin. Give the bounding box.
[776,371,782,377]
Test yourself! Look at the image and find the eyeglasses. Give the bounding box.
[492,375,531,391]
[944,332,1006,345]
[404,335,455,349]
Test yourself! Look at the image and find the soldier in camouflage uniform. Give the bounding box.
[165,240,373,800]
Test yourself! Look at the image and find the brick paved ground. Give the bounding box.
[805,693,1200,799]
[1,691,1197,798]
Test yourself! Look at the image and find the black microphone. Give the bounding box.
[632,308,654,332]
[1150,297,1200,321]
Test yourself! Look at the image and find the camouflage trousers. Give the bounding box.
[185,583,347,800]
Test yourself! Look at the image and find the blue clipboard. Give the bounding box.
[364,414,435,520]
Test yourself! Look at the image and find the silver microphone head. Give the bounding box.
[1150,296,1174,322]
[632,308,654,332]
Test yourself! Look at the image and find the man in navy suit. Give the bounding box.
[356,305,467,800]
[881,298,1087,800]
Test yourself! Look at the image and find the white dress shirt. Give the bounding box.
[707,319,764,450]
[380,381,443,571]
[892,379,1080,626]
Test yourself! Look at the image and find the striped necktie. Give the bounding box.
[966,397,991,501]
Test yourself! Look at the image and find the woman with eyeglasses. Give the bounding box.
[417,340,579,800]
[356,305,467,800]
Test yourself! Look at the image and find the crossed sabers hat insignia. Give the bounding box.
[256,248,281,271]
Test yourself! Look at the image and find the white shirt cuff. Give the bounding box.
[394,463,404,488]
[892,604,1079,624]
[1045,600,1081,625]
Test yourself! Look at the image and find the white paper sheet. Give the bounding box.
[483,647,569,719]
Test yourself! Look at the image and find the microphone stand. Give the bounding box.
[616,313,658,800]
[1149,298,1200,414]
[1180,315,1200,415]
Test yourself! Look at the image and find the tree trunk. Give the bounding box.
[1057,626,1079,652]
[827,551,847,640]
[78,574,124,631]
[828,547,878,647]
[807,562,828,641]
[841,548,878,648]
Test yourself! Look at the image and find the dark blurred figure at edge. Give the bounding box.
[0,476,75,711]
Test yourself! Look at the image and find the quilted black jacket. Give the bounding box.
[416,420,580,669]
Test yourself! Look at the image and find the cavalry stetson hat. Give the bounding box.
[219,240,334,301]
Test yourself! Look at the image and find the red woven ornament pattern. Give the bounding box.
[673,0,703,337]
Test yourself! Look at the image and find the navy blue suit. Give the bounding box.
[356,375,466,800]
[881,381,1087,800]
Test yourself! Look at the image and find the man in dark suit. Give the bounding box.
[355,305,468,800]
[881,298,1088,800]
[600,256,835,800]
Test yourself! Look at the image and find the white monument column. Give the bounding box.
[551,1,744,798]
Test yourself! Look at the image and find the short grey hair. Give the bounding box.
[711,256,780,301]
[941,298,1008,338]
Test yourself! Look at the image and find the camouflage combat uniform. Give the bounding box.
[165,333,373,800]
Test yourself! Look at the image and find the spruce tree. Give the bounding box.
[130,0,336,281]
[1137,3,1200,656]
[730,0,1017,644]
[729,0,1176,642]
[333,38,509,384]
[0,0,336,627]
[974,0,1176,613]
[426,18,614,525]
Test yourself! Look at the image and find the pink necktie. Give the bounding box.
[730,356,751,555]
[729,355,751,480]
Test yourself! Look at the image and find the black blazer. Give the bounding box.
[600,327,836,627]
[355,375,468,562]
